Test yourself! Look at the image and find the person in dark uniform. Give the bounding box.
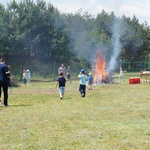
[0,57,9,106]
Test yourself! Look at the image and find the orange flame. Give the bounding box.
[93,50,108,83]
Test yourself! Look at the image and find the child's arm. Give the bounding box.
[6,71,10,75]
[78,72,81,78]
[56,82,59,88]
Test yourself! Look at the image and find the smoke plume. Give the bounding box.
[107,19,122,73]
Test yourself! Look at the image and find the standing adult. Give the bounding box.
[58,64,67,78]
[0,57,9,106]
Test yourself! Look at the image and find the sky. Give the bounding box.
[1,0,150,25]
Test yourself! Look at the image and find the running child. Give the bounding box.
[56,72,66,100]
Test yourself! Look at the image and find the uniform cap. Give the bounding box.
[81,69,85,73]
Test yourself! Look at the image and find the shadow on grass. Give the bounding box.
[64,97,73,100]
[7,104,32,107]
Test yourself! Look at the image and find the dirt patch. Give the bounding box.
[9,88,78,95]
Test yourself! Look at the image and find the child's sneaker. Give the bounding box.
[81,93,85,97]
[0,100,4,106]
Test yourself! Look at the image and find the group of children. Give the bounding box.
[22,69,31,85]
[56,69,93,100]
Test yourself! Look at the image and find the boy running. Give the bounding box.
[56,72,66,100]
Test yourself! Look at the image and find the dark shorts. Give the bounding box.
[67,74,71,79]
[23,78,27,84]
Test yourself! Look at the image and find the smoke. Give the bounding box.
[65,12,124,73]
[107,19,122,73]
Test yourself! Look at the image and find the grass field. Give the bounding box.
[0,72,150,150]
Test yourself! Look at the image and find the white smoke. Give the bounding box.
[107,19,122,73]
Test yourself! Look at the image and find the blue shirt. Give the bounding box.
[0,63,9,84]
[78,74,88,85]
[89,76,93,84]
[27,72,31,79]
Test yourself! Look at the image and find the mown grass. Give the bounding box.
[0,72,150,150]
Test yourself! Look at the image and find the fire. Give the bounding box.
[93,50,108,83]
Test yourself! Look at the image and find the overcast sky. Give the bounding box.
[1,0,150,25]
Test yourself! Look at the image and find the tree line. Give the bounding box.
[0,0,150,76]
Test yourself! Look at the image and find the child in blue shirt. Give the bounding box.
[88,72,93,90]
[78,69,88,97]
[26,70,31,85]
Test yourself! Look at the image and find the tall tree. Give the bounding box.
[120,15,150,61]
[0,4,8,55]
[4,0,73,62]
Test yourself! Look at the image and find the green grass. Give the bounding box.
[0,72,150,150]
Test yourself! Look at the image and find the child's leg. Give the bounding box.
[62,87,65,99]
[59,92,63,99]
[88,84,90,90]
[59,87,65,99]
[79,85,83,95]
[82,85,86,97]
[0,85,4,105]
[8,83,13,92]
[59,87,62,99]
